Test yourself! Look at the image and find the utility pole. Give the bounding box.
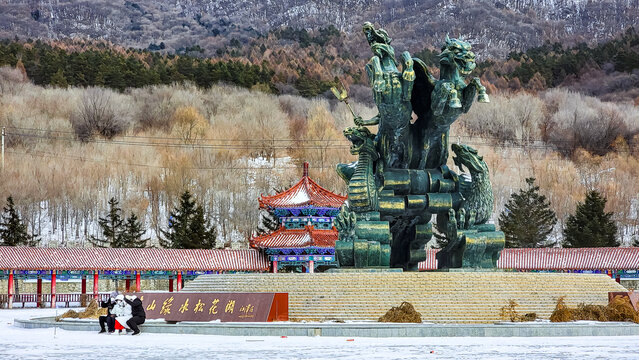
[1,127,4,171]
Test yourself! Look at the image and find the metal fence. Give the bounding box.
[0,293,112,308]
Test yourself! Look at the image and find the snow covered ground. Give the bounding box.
[1,308,639,360]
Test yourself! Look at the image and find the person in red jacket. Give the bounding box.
[123,294,146,335]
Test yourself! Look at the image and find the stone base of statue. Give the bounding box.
[182,272,626,323]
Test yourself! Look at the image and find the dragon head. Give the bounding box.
[451,143,487,174]
[344,126,375,155]
[439,36,476,76]
[362,22,392,46]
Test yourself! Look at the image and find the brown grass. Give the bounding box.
[500,299,538,322]
[378,302,422,323]
[550,295,639,323]
[56,299,106,321]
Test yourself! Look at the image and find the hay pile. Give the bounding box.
[499,299,537,322]
[550,295,639,323]
[56,299,107,321]
[378,302,422,323]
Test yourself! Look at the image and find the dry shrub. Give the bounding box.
[131,86,176,130]
[500,299,520,322]
[209,86,289,160]
[461,89,639,157]
[56,299,106,321]
[0,66,28,95]
[574,304,608,322]
[550,295,639,323]
[543,89,639,156]
[500,299,538,322]
[57,309,79,320]
[378,302,422,323]
[171,106,208,144]
[70,87,131,141]
[460,92,544,144]
[606,296,639,323]
[549,296,573,322]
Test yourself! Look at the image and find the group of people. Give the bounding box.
[98,291,146,336]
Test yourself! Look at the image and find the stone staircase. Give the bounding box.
[182,272,626,323]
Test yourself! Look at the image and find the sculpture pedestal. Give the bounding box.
[183,272,627,323]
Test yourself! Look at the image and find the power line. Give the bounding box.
[4,126,350,143]
[5,148,575,173]
[4,132,352,150]
[4,127,631,156]
[5,150,341,171]
[5,125,623,148]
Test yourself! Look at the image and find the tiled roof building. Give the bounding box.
[251,162,345,272]
[418,247,639,278]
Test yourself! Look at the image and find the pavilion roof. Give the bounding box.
[418,247,639,271]
[258,162,346,209]
[251,226,338,249]
[0,247,269,271]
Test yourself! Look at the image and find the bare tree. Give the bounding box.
[0,66,27,95]
[70,87,131,141]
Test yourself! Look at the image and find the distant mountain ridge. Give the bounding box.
[1,0,638,58]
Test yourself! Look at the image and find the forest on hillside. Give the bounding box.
[0,27,638,103]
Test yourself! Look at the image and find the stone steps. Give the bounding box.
[182,272,626,323]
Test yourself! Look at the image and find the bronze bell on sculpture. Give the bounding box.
[477,87,490,103]
[448,89,462,108]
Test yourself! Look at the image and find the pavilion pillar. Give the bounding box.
[168,275,174,292]
[7,270,14,309]
[125,278,131,292]
[135,271,141,292]
[177,271,182,291]
[50,270,56,308]
[272,260,278,274]
[93,270,99,300]
[36,276,42,308]
[81,276,87,307]
[309,260,314,274]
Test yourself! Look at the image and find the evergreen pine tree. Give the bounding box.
[90,197,124,248]
[499,178,557,248]
[255,210,280,236]
[50,68,68,88]
[186,205,217,249]
[160,190,217,249]
[115,213,149,248]
[563,190,619,248]
[0,196,39,246]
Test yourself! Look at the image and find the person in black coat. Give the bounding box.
[123,294,146,335]
[98,291,119,333]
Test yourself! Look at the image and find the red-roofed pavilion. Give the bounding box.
[258,162,346,209]
[252,162,345,273]
[418,247,639,283]
[0,247,268,308]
